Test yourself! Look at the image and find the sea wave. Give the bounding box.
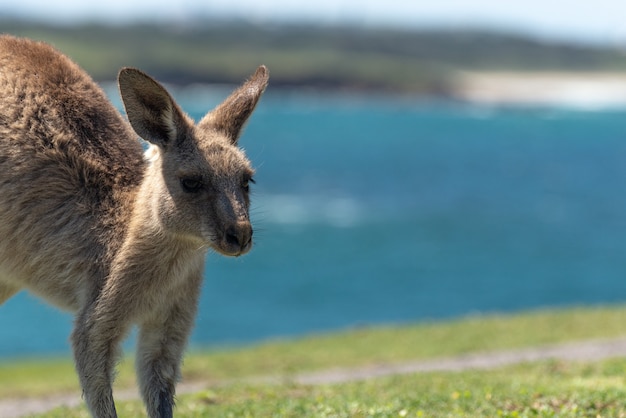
[254,194,363,227]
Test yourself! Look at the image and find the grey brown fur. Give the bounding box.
[0,35,268,417]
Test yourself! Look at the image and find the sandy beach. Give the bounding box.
[456,71,626,109]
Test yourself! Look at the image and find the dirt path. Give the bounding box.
[4,337,626,417]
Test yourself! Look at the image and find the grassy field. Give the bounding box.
[4,305,626,416]
[45,360,626,417]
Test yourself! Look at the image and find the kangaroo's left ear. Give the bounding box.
[198,65,269,144]
[118,67,189,148]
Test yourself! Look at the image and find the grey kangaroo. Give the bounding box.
[0,35,268,417]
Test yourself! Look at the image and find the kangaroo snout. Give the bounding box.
[222,221,253,256]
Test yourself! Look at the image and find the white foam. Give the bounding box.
[323,197,361,228]
[260,194,312,225]
[257,194,363,227]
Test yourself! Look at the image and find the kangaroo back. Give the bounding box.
[0,35,145,310]
[0,36,144,176]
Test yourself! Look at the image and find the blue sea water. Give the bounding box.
[2,89,626,358]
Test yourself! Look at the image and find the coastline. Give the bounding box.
[102,71,626,111]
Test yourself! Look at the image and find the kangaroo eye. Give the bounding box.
[242,177,255,193]
[181,178,202,193]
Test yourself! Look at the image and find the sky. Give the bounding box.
[3,0,626,45]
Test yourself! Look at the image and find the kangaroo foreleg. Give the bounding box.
[71,295,132,418]
[136,276,201,418]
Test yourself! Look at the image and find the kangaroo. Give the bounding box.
[0,35,268,417]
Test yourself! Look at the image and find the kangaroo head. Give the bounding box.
[118,66,268,256]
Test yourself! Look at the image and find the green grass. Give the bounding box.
[34,359,626,417]
[139,360,626,417]
[5,305,626,416]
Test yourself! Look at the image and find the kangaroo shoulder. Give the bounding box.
[0,35,145,187]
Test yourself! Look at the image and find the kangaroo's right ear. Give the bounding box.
[118,68,188,148]
[198,65,269,144]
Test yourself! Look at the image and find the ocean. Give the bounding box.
[2,89,626,358]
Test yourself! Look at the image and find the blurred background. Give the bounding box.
[2,0,626,357]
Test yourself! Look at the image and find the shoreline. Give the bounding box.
[101,71,626,110]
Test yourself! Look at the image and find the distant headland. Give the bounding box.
[3,20,626,105]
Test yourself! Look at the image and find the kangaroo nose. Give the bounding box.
[225,222,253,254]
